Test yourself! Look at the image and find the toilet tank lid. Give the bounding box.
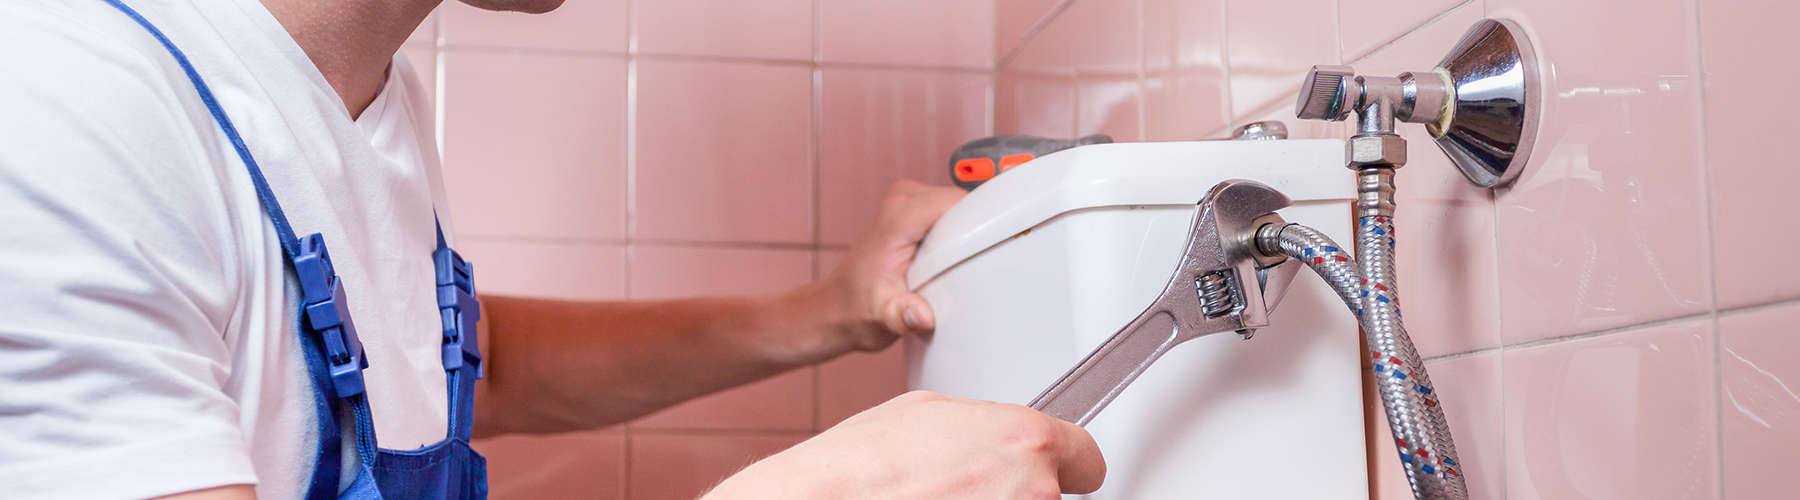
[906,139,1350,289]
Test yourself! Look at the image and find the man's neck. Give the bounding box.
[260,0,441,118]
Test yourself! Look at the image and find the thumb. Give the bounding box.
[882,292,936,336]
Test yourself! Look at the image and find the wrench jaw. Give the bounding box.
[1028,180,1304,425]
[1183,180,1299,341]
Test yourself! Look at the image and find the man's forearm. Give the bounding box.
[471,283,859,437]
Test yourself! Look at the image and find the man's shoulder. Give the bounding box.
[0,1,206,119]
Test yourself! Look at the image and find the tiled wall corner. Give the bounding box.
[1223,0,1339,117]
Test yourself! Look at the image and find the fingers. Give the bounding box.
[1048,417,1107,494]
[880,291,936,336]
[878,181,966,244]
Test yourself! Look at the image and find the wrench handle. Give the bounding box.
[1029,311,1181,426]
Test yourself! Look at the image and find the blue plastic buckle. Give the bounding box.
[434,247,482,378]
[295,234,368,399]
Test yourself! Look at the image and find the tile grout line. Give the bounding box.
[1688,0,1727,496]
[1219,0,1235,123]
[1717,295,1800,318]
[460,235,844,250]
[996,0,1078,68]
[1421,295,1800,365]
[430,13,446,167]
[629,427,819,438]
[810,0,825,435]
[1344,0,1477,65]
[1134,0,1147,141]
[437,44,994,74]
[623,0,638,496]
[1472,0,1506,493]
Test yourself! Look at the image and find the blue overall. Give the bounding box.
[102,1,489,498]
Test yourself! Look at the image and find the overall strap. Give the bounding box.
[99,2,380,498]
[433,221,482,442]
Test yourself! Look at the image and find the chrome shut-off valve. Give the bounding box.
[1294,18,1542,188]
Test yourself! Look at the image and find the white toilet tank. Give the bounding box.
[905,139,1369,499]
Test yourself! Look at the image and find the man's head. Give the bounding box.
[457,0,566,14]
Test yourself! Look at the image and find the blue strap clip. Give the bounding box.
[435,247,482,378]
[295,234,369,399]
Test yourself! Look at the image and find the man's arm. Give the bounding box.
[472,181,964,436]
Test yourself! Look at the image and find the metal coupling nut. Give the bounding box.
[1346,133,1407,168]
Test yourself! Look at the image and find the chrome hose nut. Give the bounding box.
[1347,134,1407,168]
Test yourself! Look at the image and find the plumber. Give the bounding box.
[0,0,1106,498]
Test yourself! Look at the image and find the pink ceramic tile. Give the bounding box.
[996,0,1067,60]
[397,45,436,118]
[815,249,846,279]
[440,51,627,241]
[1143,72,1229,141]
[633,60,813,244]
[1700,0,1800,309]
[451,239,627,300]
[1002,4,1075,77]
[1077,75,1141,141]
[631,370,816,431]
[1502,319,1718,499]
[636,0,812,61]
[817,347,908,429]
[995,72,1076,137]
[1142,0,1227,141]
[1368,354,1503,500]
[627,245,817,430]
[627,245,814,299]
[820,0,994,68]
[440,0,627,52]
[475,430,625,499]
[628,433,807,500]
[1488,0,1711,343]
[817,68,987,246]
[1038,0,1139,142]
[1353,3,1499,357]
[1718,301,1800,498]
[1057,0,1138,75]
[1339,0,1468,62]
[406,11,436,47]
[1224,0,1339,116]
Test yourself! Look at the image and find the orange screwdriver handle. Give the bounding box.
[948,134,1112,190]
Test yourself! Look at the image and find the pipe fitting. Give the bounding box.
[1347,134,1408,169]
[1355,168,1397,218]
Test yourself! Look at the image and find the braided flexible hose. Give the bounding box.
[1268,216,1468,499]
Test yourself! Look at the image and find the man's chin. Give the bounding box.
[455,0,565,14]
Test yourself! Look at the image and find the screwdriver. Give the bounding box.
[947,134,1113,190]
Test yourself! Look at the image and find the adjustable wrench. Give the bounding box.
[1028,180,1303,426]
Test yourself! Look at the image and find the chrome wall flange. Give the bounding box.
[1431,18,1540,188]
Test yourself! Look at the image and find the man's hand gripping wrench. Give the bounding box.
[1029,180,1303,426]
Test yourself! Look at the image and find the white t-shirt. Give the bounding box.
[0,0,458,498]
